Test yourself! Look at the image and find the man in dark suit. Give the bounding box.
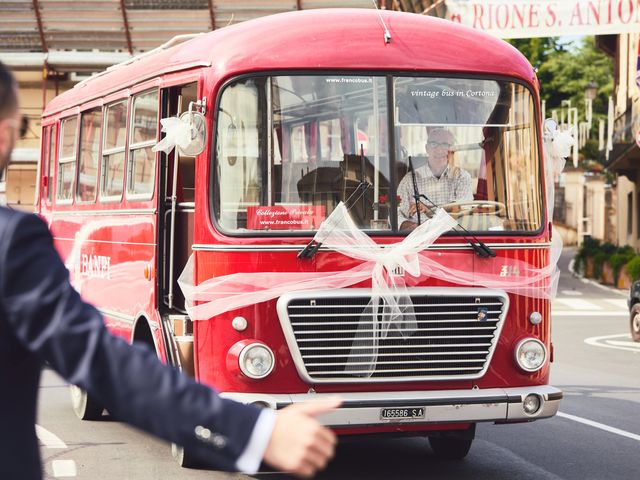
[0,62,338,479]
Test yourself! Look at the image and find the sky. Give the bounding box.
[557,35,586,51]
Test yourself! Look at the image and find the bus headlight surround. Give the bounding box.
[238,342,275,379]
[514,338,546,372]
[522,394,542,416]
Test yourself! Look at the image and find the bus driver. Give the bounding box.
[397,127,473,231]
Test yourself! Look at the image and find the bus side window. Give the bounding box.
[39,126,50,204]
[57,116,78,204]
[128,90,159,199]
[76,108,101,203]
[101,101,127,201]
[47,124,56,203]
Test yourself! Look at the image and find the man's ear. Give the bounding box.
[0,121,10,160]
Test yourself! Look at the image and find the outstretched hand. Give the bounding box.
[262,397,341,478]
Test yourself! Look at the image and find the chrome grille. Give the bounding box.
[277,288,508,383]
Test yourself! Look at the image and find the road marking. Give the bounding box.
[558,412,640,442]
[584,333,640,352]
[52,460,77,478]
[35,425,67,449]
[555,298,602,310]
[560,289,583,296]
[603,298,628,309]
[37,425,77,477]
[553,311,628,317]
[607,339,639,347]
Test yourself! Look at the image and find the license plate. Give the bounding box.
[380,407,425,420]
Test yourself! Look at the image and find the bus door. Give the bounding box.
[158,82,198,314]
[157,82,199,375]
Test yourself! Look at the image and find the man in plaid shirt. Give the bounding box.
[397,127,473,230]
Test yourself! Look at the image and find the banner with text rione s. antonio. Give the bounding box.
[445,0,640,39]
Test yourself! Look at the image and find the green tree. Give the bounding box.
[543,37,613,120]
[510,36,613,161]
[508,37,563,73]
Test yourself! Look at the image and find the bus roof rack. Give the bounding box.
[74,33,204,89]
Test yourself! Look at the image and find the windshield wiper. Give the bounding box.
[298,145,370,260]
[408,156,495,259]
[297,180,370,259]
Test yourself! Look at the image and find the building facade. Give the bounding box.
[601,33,640,250]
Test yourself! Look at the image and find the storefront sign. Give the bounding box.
[247,205,326,230]
[445,0,640,38]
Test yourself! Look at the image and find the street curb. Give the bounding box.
[567,257,628,297]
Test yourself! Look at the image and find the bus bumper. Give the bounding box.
[221,385,562,427]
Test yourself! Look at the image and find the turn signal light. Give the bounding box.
[144,264,153,280]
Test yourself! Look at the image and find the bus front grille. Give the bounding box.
[276,288,508,383]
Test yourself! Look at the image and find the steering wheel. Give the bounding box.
[441,200,506,218]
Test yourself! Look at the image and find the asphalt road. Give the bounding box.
[36,248,640,480]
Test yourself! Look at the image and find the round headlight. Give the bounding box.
[514,338,547,372]
[239,343,275,379]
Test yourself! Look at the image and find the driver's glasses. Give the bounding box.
[427,141,451,149]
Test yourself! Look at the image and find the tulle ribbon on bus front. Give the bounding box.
[540,120,571,298]
[179,203,456,323]
[179,201,561,376]
[179,204,457,375]
[179,202,562,323]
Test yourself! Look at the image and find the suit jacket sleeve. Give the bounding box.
[0,211,261,471]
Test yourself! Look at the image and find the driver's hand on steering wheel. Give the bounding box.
[409,202,430,216]
[473,206,492,214]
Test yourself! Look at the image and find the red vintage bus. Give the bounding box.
[38,8,562,464]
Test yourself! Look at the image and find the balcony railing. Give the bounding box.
[612,108,639,145]
[604,98,640,167]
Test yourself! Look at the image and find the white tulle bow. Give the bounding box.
[152,117,193,154]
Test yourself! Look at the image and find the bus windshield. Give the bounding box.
[214,74,542,235]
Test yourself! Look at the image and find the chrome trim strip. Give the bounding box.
[52,237,155,246]
[192,242,551,252]
[276,287,509,384]
[98,308,135,325]
[220,385,562,426]
[298,343,492,351]
[50,208,157,217]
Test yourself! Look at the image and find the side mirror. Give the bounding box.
[178,111,206,157]
[543,118,558,141]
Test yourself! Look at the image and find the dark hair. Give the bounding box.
[0,61,18,121]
